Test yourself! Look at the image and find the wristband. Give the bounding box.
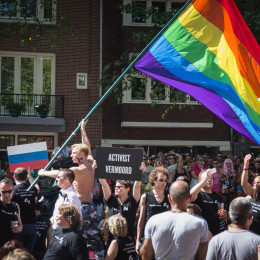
[243,167,249,170]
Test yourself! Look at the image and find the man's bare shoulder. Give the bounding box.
[70,164,94,174]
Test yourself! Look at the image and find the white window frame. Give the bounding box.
[122,75,199,105]
[76,73,88,90]
[0,0,56,24]
[123,0,187,26]
[0,51,55,95]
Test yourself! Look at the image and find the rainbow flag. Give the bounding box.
[135,0,260,144]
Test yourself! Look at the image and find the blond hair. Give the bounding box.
[71,143,89,156]
[102,214,128,244]
[2,249,35,260]
[58,204,81,230]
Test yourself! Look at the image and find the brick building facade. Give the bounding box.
[0,0,102,163]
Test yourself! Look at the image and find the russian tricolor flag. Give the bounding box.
[7,142,49,173]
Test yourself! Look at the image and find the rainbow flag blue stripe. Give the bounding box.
[135,0,260,144]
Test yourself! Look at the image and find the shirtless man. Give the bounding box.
[38,120,104,259]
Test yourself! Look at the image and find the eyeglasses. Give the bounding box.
[157,178,168,183]
[0,189,13,194]
[143,158,147,161]
[115,185,125,189]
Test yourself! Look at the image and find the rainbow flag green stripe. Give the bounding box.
[135,0,260,144]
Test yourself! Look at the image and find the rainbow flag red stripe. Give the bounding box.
[135,0,260,144]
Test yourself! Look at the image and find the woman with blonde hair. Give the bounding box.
[43,204,88,260]
[103,214,137,260]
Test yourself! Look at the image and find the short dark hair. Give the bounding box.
[187,203,202,216]
[117,180,133,195]
[59,168,75,184]
[169,181,190,204]
[14,168,28,181]
[229,197,252,225]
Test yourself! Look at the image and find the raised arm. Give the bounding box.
[99,178,112,201]
[190,169,210,202]
[241,154,254,197]
[27,167,40,193]
[136,193,147,253]
[38,169,59,178]
[80,119,92,155]
[133,162,145,202]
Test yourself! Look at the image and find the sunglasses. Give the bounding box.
[157,178,168,183]
[254,181,260,185]
[0,189,13,194]
[115,185,125,189]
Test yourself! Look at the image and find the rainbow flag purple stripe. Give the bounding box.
[135,0,260,144]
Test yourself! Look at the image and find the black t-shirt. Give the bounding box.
[250,199,260,235]
[12,182,38,224]
[34,215,51,252]
[0,200,19,247]
[194,191,222,236]
[115,236,137,260]
[145,190,170,222]
[43,228,89,260]
[107,195,139,238]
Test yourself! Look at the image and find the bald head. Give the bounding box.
[169,181,190,204]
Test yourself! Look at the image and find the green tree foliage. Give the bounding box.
[0,0,79,51]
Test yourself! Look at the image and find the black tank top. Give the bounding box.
[0,201,19,247]
[145,190,170,222]
[250,199,260,235]
[115,236,137,260]
[173,169,187,182]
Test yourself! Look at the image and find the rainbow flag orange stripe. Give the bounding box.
[135,0,260,144]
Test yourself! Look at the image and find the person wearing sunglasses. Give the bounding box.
[0,178,23,248]
[136,167,170,254]
[99,167,142,254]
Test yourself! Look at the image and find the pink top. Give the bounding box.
[191,164,208,176]
[212,171,222,193]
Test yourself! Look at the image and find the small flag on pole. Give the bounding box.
[7,142,49,173]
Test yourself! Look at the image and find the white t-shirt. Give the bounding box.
[145,211,208,260]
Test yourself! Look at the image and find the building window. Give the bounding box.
[123,0,186,26]
[122,76,198,105]
[0,52,55,96]
[18,135,54,149]
[0,135,15,148]
[0,0,56,23]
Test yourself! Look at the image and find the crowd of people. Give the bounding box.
[0,120,260,260]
